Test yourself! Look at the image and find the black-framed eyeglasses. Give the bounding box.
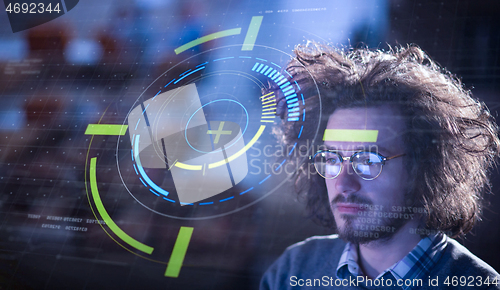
[309,150,406,180]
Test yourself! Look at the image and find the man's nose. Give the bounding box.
[334,161,361,194]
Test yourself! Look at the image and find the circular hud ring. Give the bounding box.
[113,45,322,219]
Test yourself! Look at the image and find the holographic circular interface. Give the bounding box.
[113,45,321,219]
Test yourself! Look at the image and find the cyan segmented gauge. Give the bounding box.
[111,45,321,219]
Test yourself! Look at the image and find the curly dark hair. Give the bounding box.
[274,43,500,238]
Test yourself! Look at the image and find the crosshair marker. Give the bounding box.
[207,121,232,144]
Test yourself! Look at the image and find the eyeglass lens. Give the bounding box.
[313,151,384,180]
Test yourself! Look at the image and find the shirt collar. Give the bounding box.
[337,241,362,278]
[336,233,447,289]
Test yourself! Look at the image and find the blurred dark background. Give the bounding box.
[0,0,499,289]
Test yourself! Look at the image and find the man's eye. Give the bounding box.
[326,158,337,164]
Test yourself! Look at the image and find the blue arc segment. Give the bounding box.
[134,135,170,197]
[259,174,271,184]
[288,143,297,156]
[275,159,286,171]
[213,57,234,62]
[179,69,192,77]
[239,187,254,195]
[294,81,301,90]
[164,79,176,88]
[163,197,175,203]
[220,196,234,202]
[174,66,206,84]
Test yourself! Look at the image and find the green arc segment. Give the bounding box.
[85,124,128,135]
[323,129,379,142]
[175,28,242,54]
[90,157,154,254]
[242,16,263,51]
[165,227,194,278]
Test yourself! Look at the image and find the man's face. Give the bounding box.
[324,106,411,244]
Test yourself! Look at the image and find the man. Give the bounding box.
[261,44,500,289]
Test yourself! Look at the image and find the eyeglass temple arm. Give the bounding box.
[385,153,406,160]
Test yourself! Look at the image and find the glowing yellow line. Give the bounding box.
[261,115,275,119]
[175,28,242,54]
[262,104,276,108]
[261,96,275,102]
[262,112,276,115]
[260,91,274,99]
[209,125,266,169]
[261,95,275,102]
[261,120,274,123]
[262,99,275,105]
[262,108,276,112]
[175,162,202,170]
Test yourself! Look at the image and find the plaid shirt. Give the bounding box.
[336,233,447,289]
